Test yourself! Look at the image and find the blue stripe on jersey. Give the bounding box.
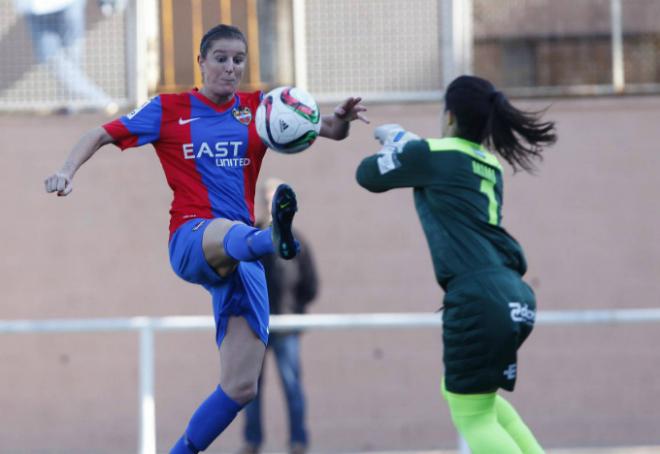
[189,96,252,224]
[120,96,162,146]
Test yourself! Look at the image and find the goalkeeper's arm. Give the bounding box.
[355,124,435,193]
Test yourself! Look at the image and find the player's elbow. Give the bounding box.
[355,165,387,193]
[87,126,114,148]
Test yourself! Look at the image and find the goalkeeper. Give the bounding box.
[355,75,556,454]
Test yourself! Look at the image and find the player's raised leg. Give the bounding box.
[269,183,298,260]
[495,394,544,453]
[201,184,299,277]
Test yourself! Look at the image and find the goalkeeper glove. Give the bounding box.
[374,124,420,153]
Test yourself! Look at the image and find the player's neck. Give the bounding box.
[198,86,235,106]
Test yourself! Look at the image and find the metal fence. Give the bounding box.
[0,0,157,112]
[2,308,660,454]
[3,0,660,111]
[295,0,660,101]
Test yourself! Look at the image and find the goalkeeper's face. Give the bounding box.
[198,38,247,100]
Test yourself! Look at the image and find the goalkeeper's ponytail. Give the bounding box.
[444,75,556,172]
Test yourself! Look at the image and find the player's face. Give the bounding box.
[199,38,247,101]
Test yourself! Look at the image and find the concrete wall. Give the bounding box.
[1,96,660,452]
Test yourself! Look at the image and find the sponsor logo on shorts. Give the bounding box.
[509,302,535,325]
[192,220,206,231]
[503,363,517,380]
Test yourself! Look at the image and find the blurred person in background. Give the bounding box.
[356,75,556,454]
[13,0,118,114]
[44,23,366,454]
[239,178,318,454]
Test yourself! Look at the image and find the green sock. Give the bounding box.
[443,388,522,454]
[495,395,544,454]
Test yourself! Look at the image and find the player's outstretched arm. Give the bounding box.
[44,127,114,196]
[319,97,369,140]
[355,124,432,193]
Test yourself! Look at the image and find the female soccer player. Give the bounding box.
[356,75,556,454]
[44,24,367,454]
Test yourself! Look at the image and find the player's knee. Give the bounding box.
[202,219,242,274]
[221,378,258,405]
[215,262,238,278]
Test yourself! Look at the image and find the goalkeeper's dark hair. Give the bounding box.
[200,24,247,58]
[444,75,556,172]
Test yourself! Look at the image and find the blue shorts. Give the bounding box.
[168,218,270,346]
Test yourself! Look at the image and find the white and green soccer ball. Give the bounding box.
[256,86,321,154]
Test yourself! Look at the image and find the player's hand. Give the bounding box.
[44,172,73,196]
[374,124,420,151]
[334,97,370,124]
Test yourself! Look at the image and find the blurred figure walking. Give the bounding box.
[14,0,117,113]
[240,177,319,454]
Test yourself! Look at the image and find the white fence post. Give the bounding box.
[139,324,157,454]
[292,0,308,90]
[441,0,474,89]
[610,0,625,93]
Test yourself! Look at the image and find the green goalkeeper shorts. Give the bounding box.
[442,267,536,394]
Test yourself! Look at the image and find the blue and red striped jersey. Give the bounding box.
[103,89,267,236]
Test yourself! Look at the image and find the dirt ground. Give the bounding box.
[1,96,659,453]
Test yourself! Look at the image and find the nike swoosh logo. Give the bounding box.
[178,117,200,125]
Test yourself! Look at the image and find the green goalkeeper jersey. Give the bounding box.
[356,137,527,290]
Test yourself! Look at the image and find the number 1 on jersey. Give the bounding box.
[479,178,499,225]
[472,161,500,226]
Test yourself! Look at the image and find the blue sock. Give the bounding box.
[223,224,274,261]
[170,386,243,453]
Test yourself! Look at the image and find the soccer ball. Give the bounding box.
[256,86,321,154]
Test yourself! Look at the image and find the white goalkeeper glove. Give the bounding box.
[372,124,419,175]
[374,124,420,153]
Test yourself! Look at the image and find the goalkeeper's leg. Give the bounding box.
[495,394,544,454]
[442,381,522,454]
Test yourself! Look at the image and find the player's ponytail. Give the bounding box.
[445,75,556,172]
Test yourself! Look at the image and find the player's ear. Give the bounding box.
[447,110,455,126]
[197,54,205,81]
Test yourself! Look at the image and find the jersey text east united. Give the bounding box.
[182,141,250,167]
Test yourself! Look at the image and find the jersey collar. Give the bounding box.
[426,137,503,171]
[189,88,238,113]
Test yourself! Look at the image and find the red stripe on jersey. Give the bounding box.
[239,92,268,224]
[156,93,213,235]
[102,119,138,150]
